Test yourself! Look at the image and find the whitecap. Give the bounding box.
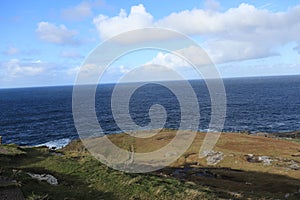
[36,138,71,149]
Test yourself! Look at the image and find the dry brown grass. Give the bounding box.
[96,130,300,178]
[63,130,300,199]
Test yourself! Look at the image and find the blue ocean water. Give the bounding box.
[0,75,300,146]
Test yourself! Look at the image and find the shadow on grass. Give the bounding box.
[1,146,299,199]
[0,147,118,200]
[0,146,50,168]
[19,167,118,200]
[157,165,300,199]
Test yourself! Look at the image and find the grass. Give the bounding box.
[1,130,300,199]
[0,144,219,199]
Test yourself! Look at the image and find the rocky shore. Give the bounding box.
[240,130,300,139]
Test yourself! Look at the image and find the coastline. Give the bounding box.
[35,129,300,150]
[1,130,300,199]
[1,129,299,150]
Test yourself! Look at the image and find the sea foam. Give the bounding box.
[36,138,71,149]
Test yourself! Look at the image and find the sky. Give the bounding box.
[1,0,300,88]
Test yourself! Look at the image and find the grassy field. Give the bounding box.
[0,130,300,199]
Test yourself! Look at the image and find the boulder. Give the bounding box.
[246,154,272,166]
[288,160,300,170]
[27,173,58,185]
[205,151,224,165]
[258,156,272,166]
[273,131,300,139]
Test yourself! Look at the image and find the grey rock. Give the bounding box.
[27,173,58,185]
[206,151,224,165]
[285,193,290,199]
[258,156,272,166]
[289,160,300,170]
[246,154,272,165]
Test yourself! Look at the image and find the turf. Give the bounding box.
[0,130,299,199]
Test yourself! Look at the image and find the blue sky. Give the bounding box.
[1,0,300,88]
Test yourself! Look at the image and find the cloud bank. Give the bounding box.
[93,3,300,64]
[2,59,45,77]
[93,4,153,40]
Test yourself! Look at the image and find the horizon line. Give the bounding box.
[1,74,299,90]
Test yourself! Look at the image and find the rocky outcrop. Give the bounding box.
[288,160,300,170]
[244,130,300,139]
[205,151,224,165]
[245,154,300,170]
[246,154,272,166]
[273,130,300,139]
[27,173,58,185]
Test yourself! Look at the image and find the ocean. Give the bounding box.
[1,75,300,147]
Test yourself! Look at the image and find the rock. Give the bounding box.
[229,191,242,198]
[273,131,300,139]
[239,130,251,135]
[285,193,290,199]
[289,160,300,170]
[258,156,272,166]
[246,154,272,165]
[246,154,258,162]
[291,153,300,157]
[27,173,58,185]
[247,154,254,158]
[205,151,224,165]
[253,132,270,137]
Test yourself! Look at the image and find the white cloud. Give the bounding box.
[62,2,93,21]
[146,46,213,70]
[204,39,279,63]
[119,65,130,74]
[66,66,81,76]
[117,64,185,83]
[3,59,45,77]
[106,45,212,82]
[147,52,188,69]
[93,4,153,40]
[75,63,105,83]
[156,3,272,35]
[157,3,300,62]
[93,3,300,63]
[36,22,80,45]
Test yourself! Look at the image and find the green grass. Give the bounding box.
[0,145,219,200]
[1,131,300,200]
